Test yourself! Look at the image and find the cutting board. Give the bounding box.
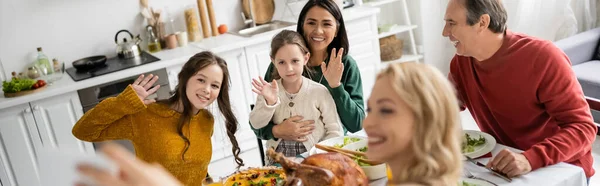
[4,85,47,98]
[242,0,275,25]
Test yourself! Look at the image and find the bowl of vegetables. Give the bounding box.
[310,136,366,155]
[341,140,387,180]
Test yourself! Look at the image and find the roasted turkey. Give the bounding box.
[267,148,369,186]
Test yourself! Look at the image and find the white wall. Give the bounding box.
[419,0,455,75]
[0,0,250,78]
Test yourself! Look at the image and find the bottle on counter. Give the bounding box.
[35,47,53,75]
[52,58,61,73]
[146,25,162,53]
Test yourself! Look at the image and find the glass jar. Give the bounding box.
[184,5,202,42]
[27,66,40,79]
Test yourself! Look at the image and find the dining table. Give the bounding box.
[366,143,588,186]
[348,130,588,186]
[460,144,587,186]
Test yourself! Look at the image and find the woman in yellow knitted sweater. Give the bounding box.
[72,51,244,185]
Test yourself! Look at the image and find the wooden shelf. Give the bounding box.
[378,25,417,38]
[380,54,424,68]
[362,0,401,7]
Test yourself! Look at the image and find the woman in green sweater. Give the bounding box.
[252,0,365,141]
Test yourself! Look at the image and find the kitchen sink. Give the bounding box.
[233,20,297,37]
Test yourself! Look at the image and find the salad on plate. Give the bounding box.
[333,137,362,148]
[462,133,486,153]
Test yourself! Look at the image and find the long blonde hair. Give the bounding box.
[378,62,462,185]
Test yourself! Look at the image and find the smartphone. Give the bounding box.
[38,147,118,186]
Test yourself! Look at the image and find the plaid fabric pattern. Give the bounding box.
[265,140,308,167]
[276,140,307,157]
[267,140,307,166]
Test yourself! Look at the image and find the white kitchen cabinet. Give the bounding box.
[244,41,272,103]
[30,92,95,153]
[207,48,258,162]
[346,14,379,44]
[218,49,257,153]
[0,104,41,186]
[165,58,189,91]
[166,64,184,91]
[349,36,381,68]
[207,102,227,162]
[0,92,93,186]
[346,11,381,106]
[347,11,381,68]
[349,35,381,106]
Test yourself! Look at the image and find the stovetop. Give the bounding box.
[66,52,160,81]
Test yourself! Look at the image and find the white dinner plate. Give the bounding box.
[459,178,496,186]
[463,130,496,159]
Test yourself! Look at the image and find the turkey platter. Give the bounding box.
[267,148,369,186]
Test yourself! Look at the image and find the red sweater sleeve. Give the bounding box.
[522,43,597,170]
[449,56,467,111]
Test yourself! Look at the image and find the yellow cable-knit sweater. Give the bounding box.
[72,85,213,185]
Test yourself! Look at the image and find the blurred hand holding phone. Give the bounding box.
[38,147,117,186]
[40,143,183,186]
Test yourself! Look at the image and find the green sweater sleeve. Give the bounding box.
[250,63,278,140]
[329,55,365,133]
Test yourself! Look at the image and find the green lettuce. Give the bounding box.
[2,78,36,93]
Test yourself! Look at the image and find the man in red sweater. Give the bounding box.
[443,0,597,180]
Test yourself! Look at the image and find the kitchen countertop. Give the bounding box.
[0,46,205,110]
[0,6,379,110]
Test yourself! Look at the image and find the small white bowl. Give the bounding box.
[342,140,387,180]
